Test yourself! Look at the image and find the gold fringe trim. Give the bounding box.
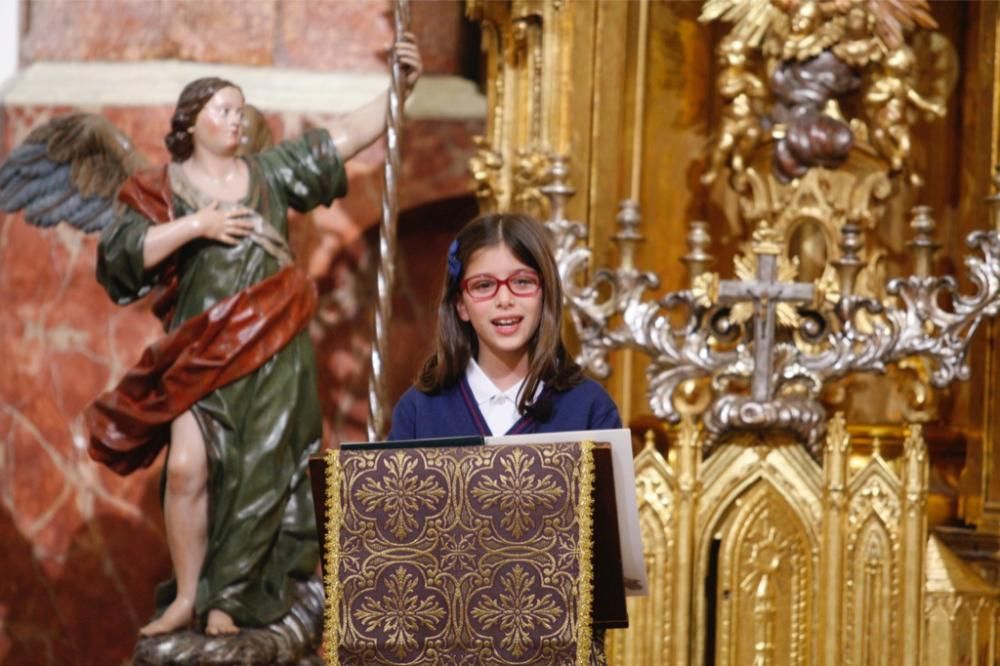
[576,440,595,666]
[322,448,343,666]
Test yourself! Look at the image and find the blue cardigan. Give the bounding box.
[388,376,622,440]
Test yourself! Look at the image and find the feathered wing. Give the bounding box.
[0,113,149,233]
[868,0,937,52]
[699,0,788,51]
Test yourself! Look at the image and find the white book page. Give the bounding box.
[485,428,648,596]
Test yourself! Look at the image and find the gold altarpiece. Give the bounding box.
[465,1,1000,664]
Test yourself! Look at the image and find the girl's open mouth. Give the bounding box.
[492,316,523,334]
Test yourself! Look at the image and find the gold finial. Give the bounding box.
[614,199,643,272]
[833,222,864,297]
[682,220,714,287]
[539,154,575,224]
[908,206,939,278]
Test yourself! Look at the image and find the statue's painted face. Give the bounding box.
[192,86,245,156]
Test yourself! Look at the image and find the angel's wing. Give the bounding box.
[0,113,149,233]
[868,0,937,52]
[699,0,788,51]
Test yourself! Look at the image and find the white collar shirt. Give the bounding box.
[465,359,543,435]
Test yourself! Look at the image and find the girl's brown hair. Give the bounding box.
[165,77,242,162]
[417,212,582,413]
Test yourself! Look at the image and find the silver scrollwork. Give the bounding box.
[544,159,1000,451]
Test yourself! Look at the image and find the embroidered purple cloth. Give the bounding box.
[322,442,597,665]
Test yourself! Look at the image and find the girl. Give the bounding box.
[389,212,621,439]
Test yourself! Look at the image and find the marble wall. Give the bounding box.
[19,0,468,75]
[1,2,482,662]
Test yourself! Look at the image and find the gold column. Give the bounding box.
[820,414,849,666]
[901,425,928,666]
[467,0,611,222]
[673,418,701,666]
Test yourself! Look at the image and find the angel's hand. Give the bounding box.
[194,201,256,246]
[394,33,422,94]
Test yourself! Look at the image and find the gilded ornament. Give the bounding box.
[699,0,937,67]
[702,36,767,187]
[469,136,504,213]
[692,271,721,308]
[810,265,841,312]
[865,44,946,178]
[512,149,552,218]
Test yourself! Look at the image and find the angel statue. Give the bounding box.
[701,35,767,187]
[0,37,422,639]
[865,44,946,175]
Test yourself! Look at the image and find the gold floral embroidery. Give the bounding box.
[355,566,446,659]
[438,656,480,666]
[470,564,563,657]
[470,447,564,538]
[355,450,446,539]
[338,535,362,576]
[556,533,578,571]
[440,530,477,573]
[328,443,594,665]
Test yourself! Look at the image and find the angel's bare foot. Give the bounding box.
[205,608,240,636]
[139,597,194,636]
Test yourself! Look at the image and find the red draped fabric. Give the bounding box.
[85,167,317,475]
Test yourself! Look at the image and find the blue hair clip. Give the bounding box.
[447,240,462,282]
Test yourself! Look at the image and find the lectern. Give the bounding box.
[310,438,628,665]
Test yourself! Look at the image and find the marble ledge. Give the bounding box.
[0,61,486,120]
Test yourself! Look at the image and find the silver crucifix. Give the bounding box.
[718,227,814,402]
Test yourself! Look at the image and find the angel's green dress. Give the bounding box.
[97,129,346,626]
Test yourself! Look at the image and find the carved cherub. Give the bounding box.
[702,36,767,187]
[701,0,937,69]
[865,44,946,174]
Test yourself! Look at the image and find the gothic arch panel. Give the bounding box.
[692,441,822,666]
[713,479,817,666]
[844,514,898,666]
[842,458,904,666]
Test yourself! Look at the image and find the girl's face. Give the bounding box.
[192,86,245,157]
[456,243,543,376]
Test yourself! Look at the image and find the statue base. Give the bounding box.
[133,577,324,666]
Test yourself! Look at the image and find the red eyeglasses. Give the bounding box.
[461,271,542,301]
